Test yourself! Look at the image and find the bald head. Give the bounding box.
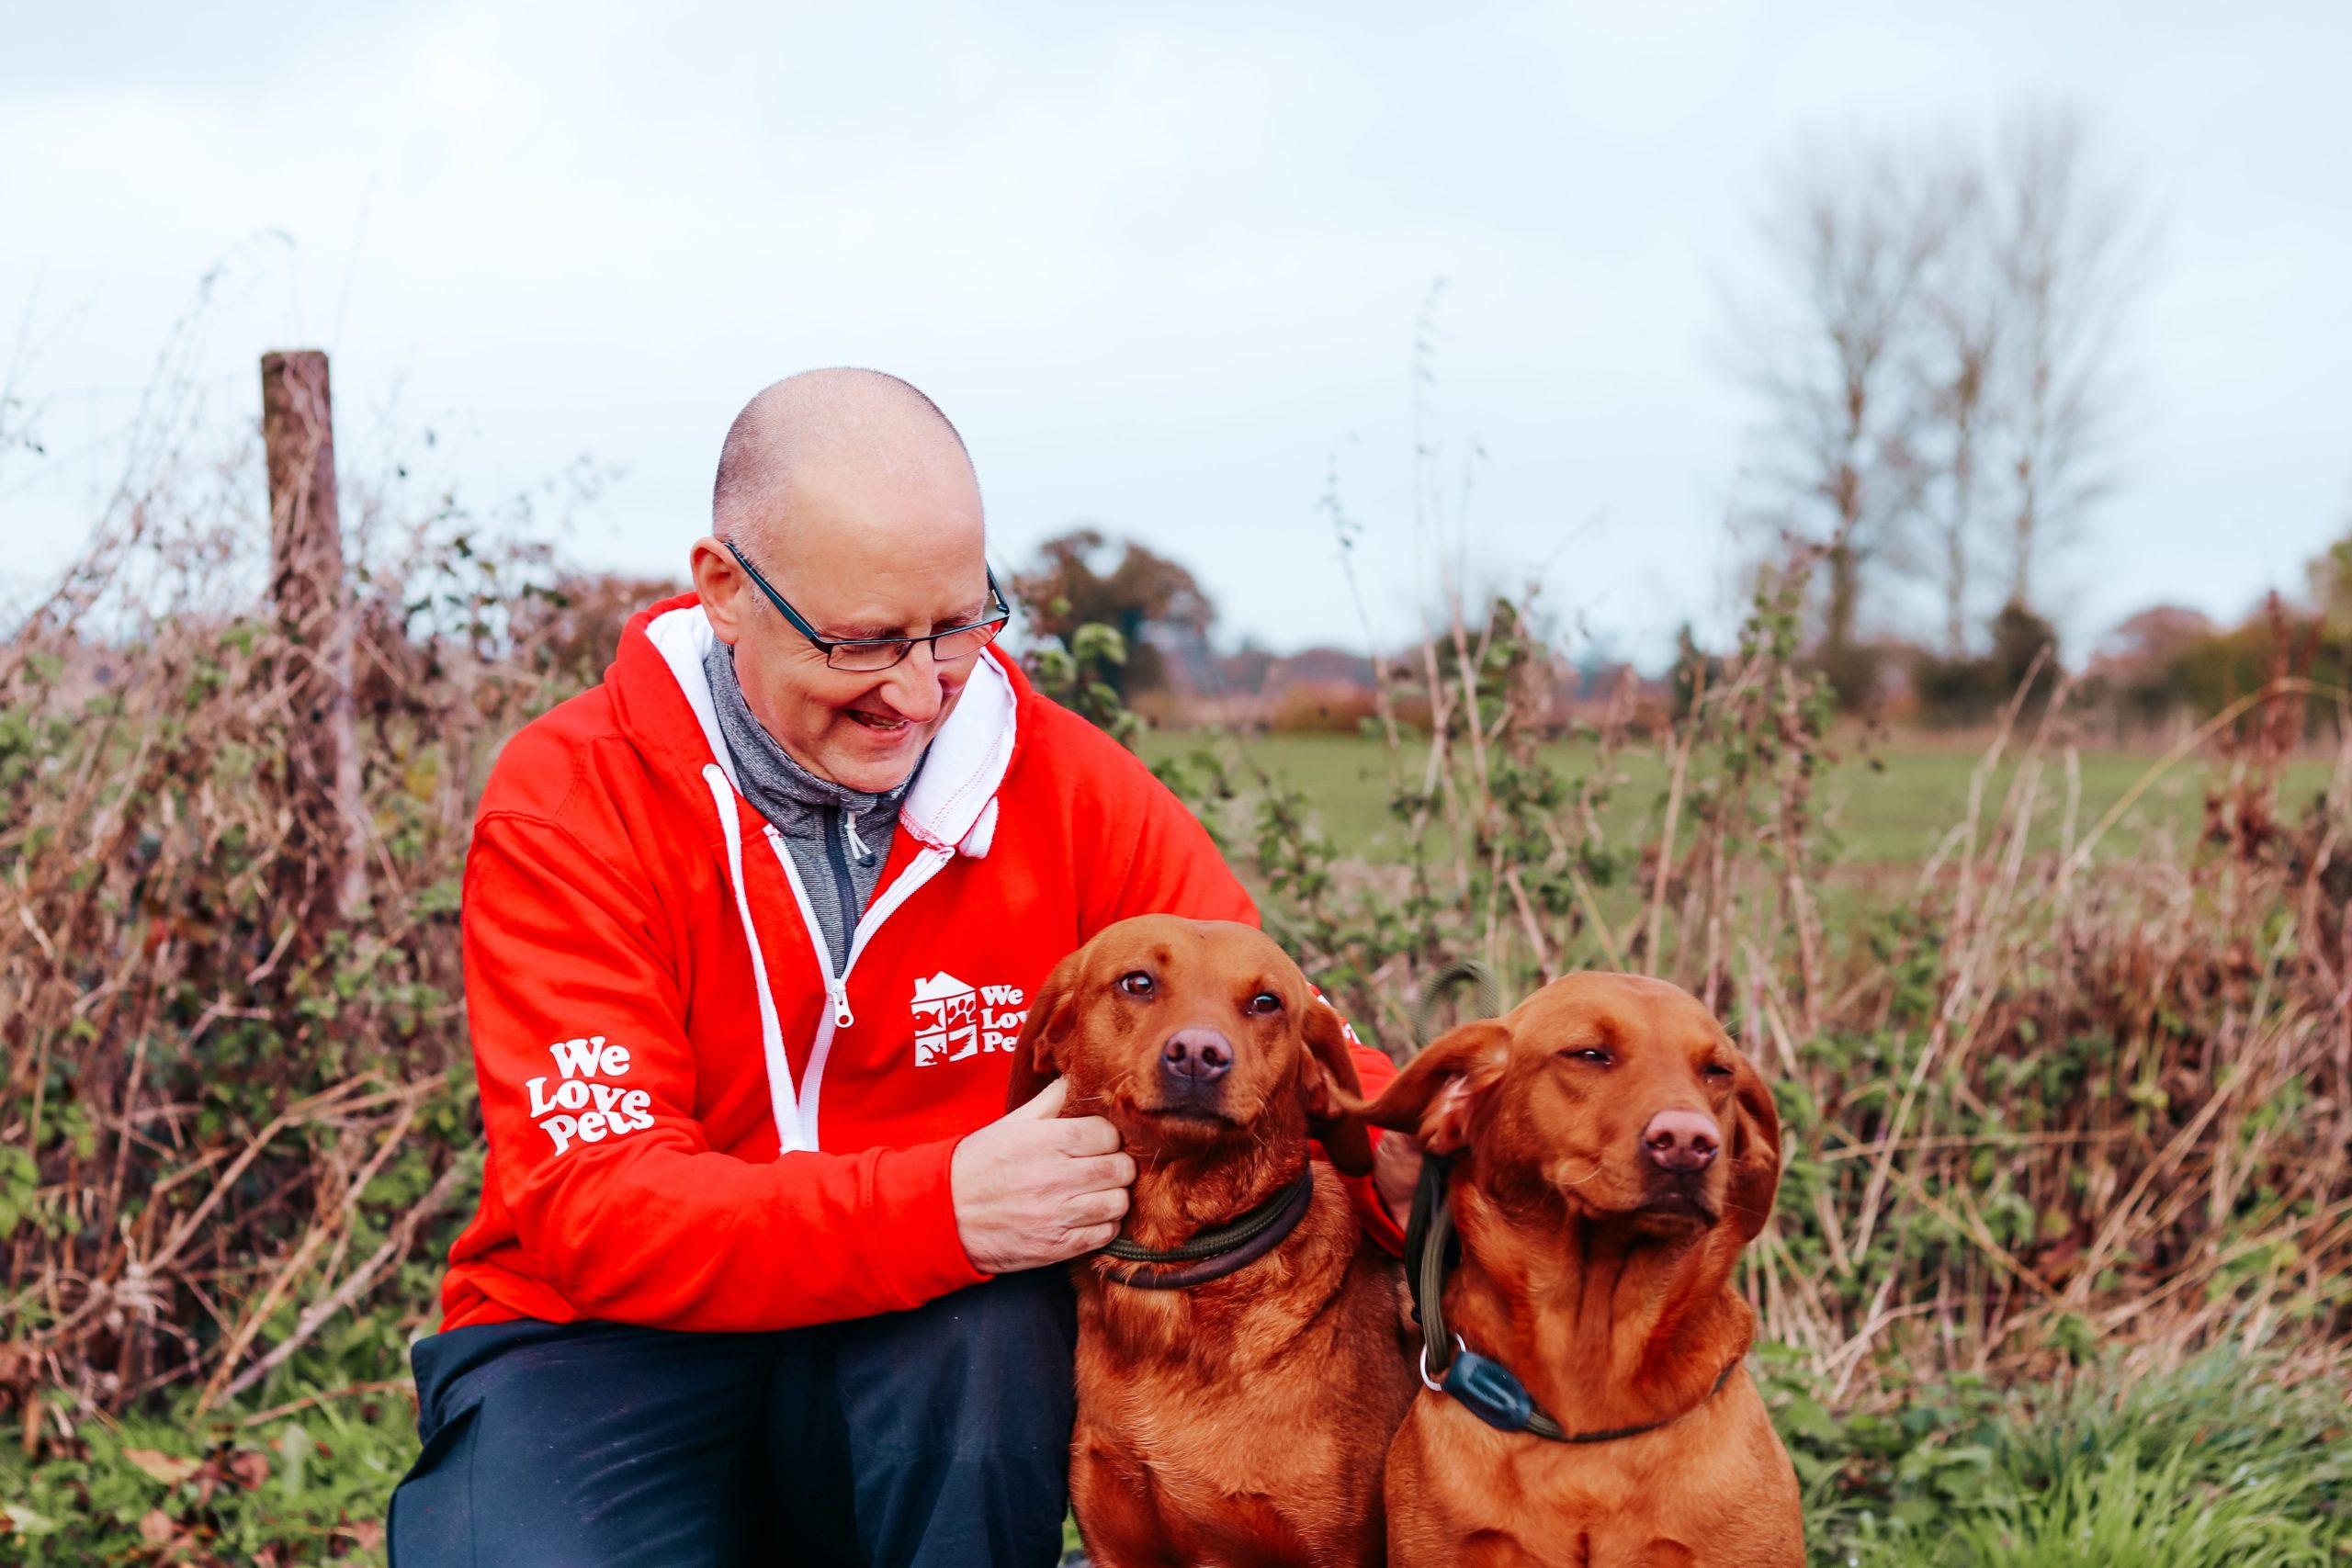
[712,368,978,553]
[694,369,993,791]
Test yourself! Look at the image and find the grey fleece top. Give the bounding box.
[704,641,920,973]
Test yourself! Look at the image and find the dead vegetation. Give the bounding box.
[1170,534,2352,1404]
[0,452,599,1444]
[0,433,2344,1551]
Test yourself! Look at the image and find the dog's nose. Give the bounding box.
[1160,1029,1235,1084]
[1642,1109,1720,1172]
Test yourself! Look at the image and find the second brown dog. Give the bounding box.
[1358,972,1804,1567]
[1008,915,1417,1568]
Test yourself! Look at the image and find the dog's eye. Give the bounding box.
[1702,1062,1735,1082]
[1559,1047,1612,1067]
[1245,991,1283,1017]
[1115,971,1155,998]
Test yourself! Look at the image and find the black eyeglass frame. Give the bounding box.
[724,540,1012,671]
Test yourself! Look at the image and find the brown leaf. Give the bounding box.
[138,1507,175,1545]
[335,1518,386,1552]
[123,1449,203,1485]
[226,1448,271,1490]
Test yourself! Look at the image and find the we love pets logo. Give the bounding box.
[528,1035,654,1155]
[910,973,1027,1066]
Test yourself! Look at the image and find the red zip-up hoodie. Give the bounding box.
[439,593,1398,1334]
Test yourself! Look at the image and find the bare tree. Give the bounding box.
[1915,162,2000,656]
[1984,106,2151,611]
[1736,106,2152,680]
[1741,140,1948,694]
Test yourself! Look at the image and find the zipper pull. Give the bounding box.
[842,811,877,869]
[829,977,854,1029]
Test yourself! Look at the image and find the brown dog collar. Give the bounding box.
[1098,1166,1316,1290]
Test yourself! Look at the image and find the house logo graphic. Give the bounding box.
[910,972,1030,1066]
[910,972,979,1066]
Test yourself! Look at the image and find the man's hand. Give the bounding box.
[1373,1128,1423,1231]
[952,1080,1136,1274]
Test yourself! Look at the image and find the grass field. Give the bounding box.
[1139,728,2340,867]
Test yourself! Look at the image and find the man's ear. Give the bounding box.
[1297,999,1374,1177]
[1725,1051,1783,1243]
[689,536,750,645]
[1358,1021,1512,1156]
[1004,950,1086,1112]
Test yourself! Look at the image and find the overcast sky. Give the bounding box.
[4,0,2346,665]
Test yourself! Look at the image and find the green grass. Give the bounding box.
[1051,1348,2346,1567]
[7,1344,2336,1565]
[0,1385,415,1564]
[1774,1348,2351,1566]
[1141,730,2339,867]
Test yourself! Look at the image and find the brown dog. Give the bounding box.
[1357,972,1802,1567]
[1008,915,1419,1568]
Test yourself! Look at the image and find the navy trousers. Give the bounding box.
[388,1269,1076,1568]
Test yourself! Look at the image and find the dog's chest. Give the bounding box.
[1398,1388,1800,1568]
[1079,1293,1344,1472]
[1076,1372,1358,1567]
[1071,1247,1384,1561]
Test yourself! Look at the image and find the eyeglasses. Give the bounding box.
[725,541,1012,672]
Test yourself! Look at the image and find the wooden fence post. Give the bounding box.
[260,350,365,934]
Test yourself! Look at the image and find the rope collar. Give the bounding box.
[1099,1165,1316,1290]
[1407,1154,1738,1444]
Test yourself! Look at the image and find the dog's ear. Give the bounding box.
[1724,1051,1782,1243]
[1297,998,1374,1177]
[1004,949,1087,1112]
[1357,1020,1512,1156]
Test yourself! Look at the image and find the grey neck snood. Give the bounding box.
[703,640,920,973]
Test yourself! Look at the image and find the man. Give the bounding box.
[390,369,1410,1567]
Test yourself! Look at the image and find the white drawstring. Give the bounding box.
[703,764,803,1154]
[842,812,876,867]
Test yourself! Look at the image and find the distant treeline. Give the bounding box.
[1001,522,2352,739]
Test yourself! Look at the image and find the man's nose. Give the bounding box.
[874,644,952,722]
[1160,1029,1234,1085]
[1641,1109,1720,1173]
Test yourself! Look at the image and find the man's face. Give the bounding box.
[692,446,990,795]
